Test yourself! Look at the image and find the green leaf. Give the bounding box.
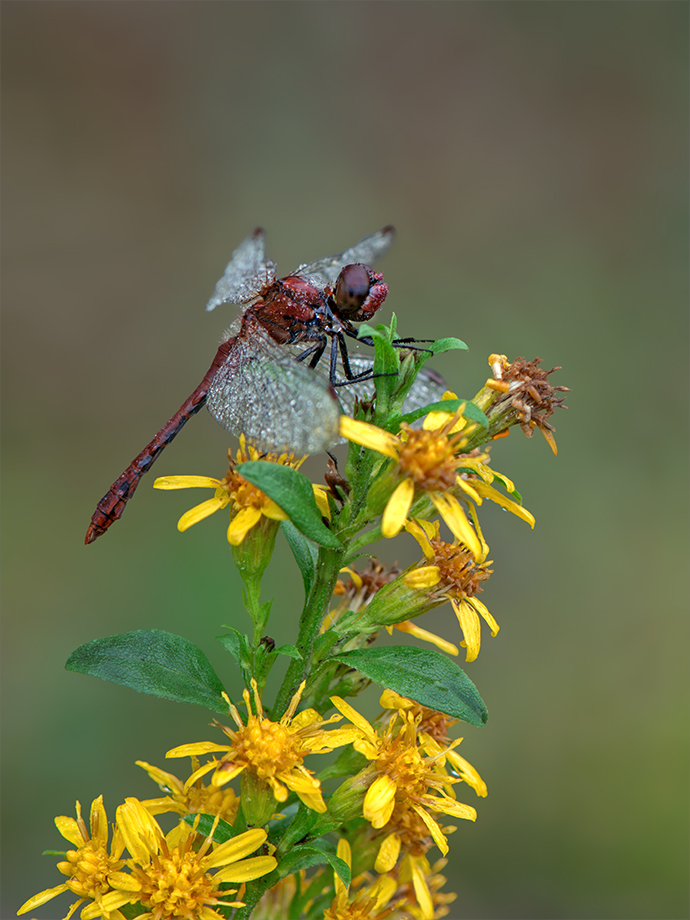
[183,813,241,842]
[65,629,229,714]
[275,644,302,661]
[331,646,488,726]
[430,336,468,354]
[281,520,319,598]
[217,627,252,671]
[237,461,341,549]
[277,842,350,886]
[399,398,489,428]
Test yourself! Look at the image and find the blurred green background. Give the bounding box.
[2,3,688,918]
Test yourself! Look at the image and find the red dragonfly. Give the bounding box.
[85,227,444,544]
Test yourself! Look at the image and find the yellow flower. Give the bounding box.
[18,796,125,920]
[154,439,329,545]
[403,518,497,662]
[135,760,240,825]
[92,799,276,920]
[167,680,360,816]
[323,838,397,920]
[330,698,477,862]
[397,853,457,920]
[339,409,533,555]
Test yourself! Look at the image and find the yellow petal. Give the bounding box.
[411,804,449,856]
[135,761,184,794]
[89,795,108,843]
[408,853,435,920]
[382,477,415,538]
[154,475,221,489]
[469,596,500,636]
[472,481,535,527]
[452,600,481,662]
[394,620,459,656]
[330,696,378,743]
[17,883,69,914]
[339,416,400,458]
[422,795,477,821]
[226,506,263,544]
[364,774,397,828]
[430,492,482,560]
[404,518,435,559]
[54,815,83,848]
[446,750,488,797]
[404,565,441,589]
[375,831,401,872]
[178,497,225,531]
[335,839,351,897]
[454,475,481,504]
[166,742,230,758]
[313,485,332,520]
[213,855,278,883]
[202,828,267,868]
[260,496,289,521]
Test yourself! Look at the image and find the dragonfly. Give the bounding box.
[85,227,446,544]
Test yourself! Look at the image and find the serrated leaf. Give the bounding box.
[331,646,488,726]
[65,629,229,714]
[400,398,489,428]
[281,520,318,598]
[237,462,341,549]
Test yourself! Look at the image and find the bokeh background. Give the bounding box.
[2,3,688,918]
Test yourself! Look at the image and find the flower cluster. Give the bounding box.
[22,309,566,920]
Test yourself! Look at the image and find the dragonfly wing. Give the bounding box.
[293,226,395,288]
[205,228,277,311]
[206,316,341,455]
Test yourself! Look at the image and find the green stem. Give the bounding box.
[273,544,346,717]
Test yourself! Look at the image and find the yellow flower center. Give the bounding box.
[237,717,302,778]
[395,426,464,492]
[375,733,429,801]
[129,847,218,919]
[61,840,122,900]
[185,784,240,824]
[219,471,268,512]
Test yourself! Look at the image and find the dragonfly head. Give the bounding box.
[332,264,388,323]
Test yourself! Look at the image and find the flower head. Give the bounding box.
[95,799,275,920]
[18,796,125,919]
[403,518,497,662]
[154,438,329,545]
[474,354,569,454]
[135,760,240,825]
[330,698,478,863]
[167,680,359,820]
[340,403,533,553]
[324,839,397,920]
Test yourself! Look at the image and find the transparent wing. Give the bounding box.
[293,226,395,288]
[333,354,449,420]
[206,315,341,455]
[205,228,277,312]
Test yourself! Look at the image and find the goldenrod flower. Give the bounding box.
[339,409,533,554]
[473,354,569,454]
[330,698,477,862]
[404,518,497,662]
[167,680,359,817]
[18,796,125,920]
[93,799,275,920]
[154,438,329,545]
[324,838,397,920]
[135,760,240,825]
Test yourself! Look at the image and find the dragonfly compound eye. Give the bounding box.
[334,263,372,318]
